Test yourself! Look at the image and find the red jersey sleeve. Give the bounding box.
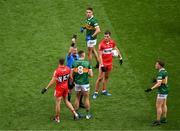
[111,40,116,48]
[66,66,71,74]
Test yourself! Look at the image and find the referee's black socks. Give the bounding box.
[68,93,71,102]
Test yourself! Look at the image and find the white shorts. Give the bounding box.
[87,39,97,47]
[75,84,90,92]
[157,94,168,100]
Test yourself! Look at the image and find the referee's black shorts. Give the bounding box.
[68,79,75,90]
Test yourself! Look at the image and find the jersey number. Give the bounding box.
[77,66,84,74]
[57,74,69,83]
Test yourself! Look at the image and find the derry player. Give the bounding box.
[92,31,123,99]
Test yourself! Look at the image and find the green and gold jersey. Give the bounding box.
[156,68,168,94]
[83,16,99,40]
[72,59,92,85]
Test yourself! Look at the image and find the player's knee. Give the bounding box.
[98,78,103,82]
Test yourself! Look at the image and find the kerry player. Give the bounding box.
[145,60,169,126]
[80,7,101,68]
[70,50,93,119]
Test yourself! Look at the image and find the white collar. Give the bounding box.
[79,58,84,60]
[88,15,94,20]
[159,68,165,72]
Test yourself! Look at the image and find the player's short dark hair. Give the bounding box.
[157,59,165,67]
[87,7,93,12]
[104,30,111,36]
[59,58,65,65]
[78,50,85,57]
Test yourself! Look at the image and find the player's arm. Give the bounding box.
[145,80,162,92]
[88,63,93,77]
[70,69,74,80]
[46,77,56,89]
[114,46,122,59]
[98,49,107,72]
[41,71,56,94]
[92,26,101,38]
[89,69,93,77]
[151,80,162,90]
[114,46,123,65]
[99,50,103,66]
[68,47,73,56]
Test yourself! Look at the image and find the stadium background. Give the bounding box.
[0,0,180,130]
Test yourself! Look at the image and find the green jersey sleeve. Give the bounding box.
[157,72,163,80]
[92,18,99,27]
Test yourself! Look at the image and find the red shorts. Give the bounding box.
[100,64,113,72]
[54,87,68,98]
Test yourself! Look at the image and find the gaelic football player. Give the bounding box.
[145,60,168,126]
[41,58,79,123]
[80,7,100,68]
[71,50,93,119]
[92,30,123,99]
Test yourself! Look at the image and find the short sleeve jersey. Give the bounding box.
[156,68,168,94]
[84,16,99,40]
[53,65,70,89]
[72,59,92,85]
[99,39,116,66]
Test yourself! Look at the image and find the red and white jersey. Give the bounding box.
[53,65,70,90]
[99,39,116,66]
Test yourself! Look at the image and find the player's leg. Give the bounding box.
[79,93,85,108]
[93,68,104,99]
[156,98,163,121]
[74,84,82,111]
[87,40,99,68]
[68,79,74,102]
[161,96,168,123]
[54,96,62,123]
[74,91,81,110]
[102,65,112,96]
[153,95,164,126]
[95,68,104,92]
[92,47,99,68]
[68,89,72,102]
[88,47,93,63]
[83,91,90,111]
[63,97,79,119]
[82,84,92,119]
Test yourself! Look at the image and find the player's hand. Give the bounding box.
[152,78,157,83]
[71,43,75,47]
[86,35,91,41]
[41,88,47,94]
[144,88,152,92]
[119,58,123,65]
[101,66,107,72]
[80,27,84,33]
